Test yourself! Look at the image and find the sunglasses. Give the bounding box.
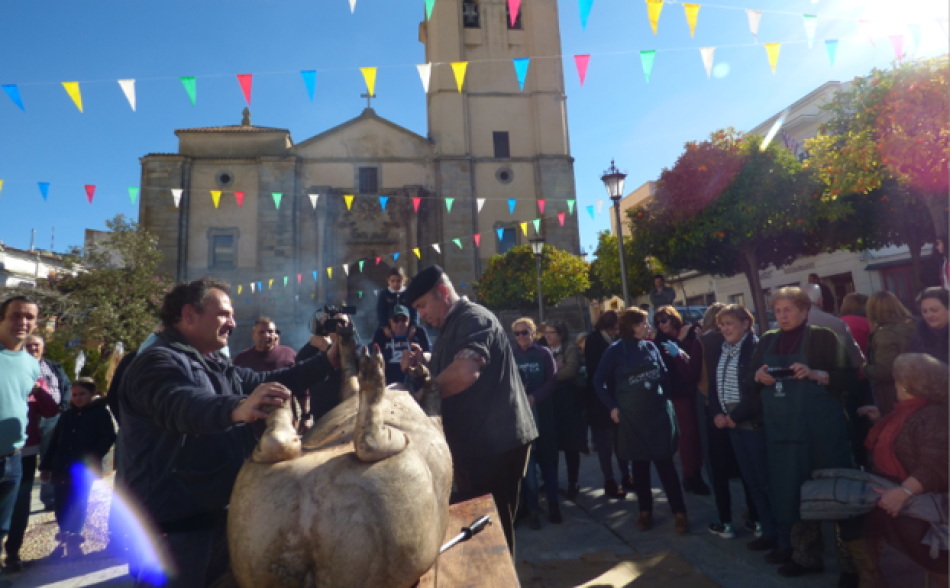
[513,330,532,337]
[392,316,409,323]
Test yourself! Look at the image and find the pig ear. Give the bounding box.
[359,345,370,358]
[372,343,382,357]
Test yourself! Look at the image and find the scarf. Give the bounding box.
[716,334,747,411]
[865,397,930,480]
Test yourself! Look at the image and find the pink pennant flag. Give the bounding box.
[297,274,302,284]
[538,199,546,214]
[889,35,904,62]
[237,74,253,105]
[473,234,481,247]
[558,212,566,226]
[574,55,591,86]
[412,197,421,213]
[859,20,876,47]
[375,257,381,265]
[234,191,245,207]
[84,185,95,204]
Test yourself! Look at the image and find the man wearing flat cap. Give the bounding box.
[401,265,537,554]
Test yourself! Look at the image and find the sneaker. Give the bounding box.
[747,536,778,552]
[708,521,736,539]
[744,519,763,537]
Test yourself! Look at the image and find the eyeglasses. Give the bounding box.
[392,316,409,323]
[656,318,669,325]
[513,330,531,337]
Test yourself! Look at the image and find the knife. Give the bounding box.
[439,515,492,554]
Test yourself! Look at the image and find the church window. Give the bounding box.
[498,227,517,254]
[493,132,510,159]
[462,0,480,28]
[358,167,379,194]
[506,4,523,29]
[208,229,238,270]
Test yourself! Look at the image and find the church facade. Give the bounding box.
[139,0,581,349]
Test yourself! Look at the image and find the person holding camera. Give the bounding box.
[749,287,856,580]
[371,305,431,387]
[295,306,355,424]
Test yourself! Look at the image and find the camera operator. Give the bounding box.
[372,305,431,387]
[118,278,341,588]
[295,307,354,425]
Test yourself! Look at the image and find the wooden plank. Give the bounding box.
[417,495,519,588]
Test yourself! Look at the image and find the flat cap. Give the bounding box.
[403,265,443,306]
[391,305,410,318]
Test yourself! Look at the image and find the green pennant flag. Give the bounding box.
[283,276,288,286]
[445,197,455,213]
[128,187,139,205]
[532,218,541,233]
[453,238,463,249]
[272,193,282,209]
[180,76,197,106]
[425,0,436,19]
[640,51,657,84]
[359,260,365,272]
[567,199,576,214]
[359,291,364,298]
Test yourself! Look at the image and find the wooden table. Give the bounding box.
[417,495,520,587]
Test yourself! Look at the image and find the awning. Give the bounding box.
[865,252,933,272]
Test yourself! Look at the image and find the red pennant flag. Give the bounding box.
[234,191,245,207]
[375,257,381,265]
[558,212,566,226]
[538,199,546,214]
[237,74,253,105]
[84,184,95,204]
[297,274,302,284]
[574,55,591,86]
[474,234,481,247]
[412,197,421,212]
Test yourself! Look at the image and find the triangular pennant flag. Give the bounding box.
[379,196,388,210]
[453,238,463,249]
[343,264,349,276]
[2,85,25,111]
[417,64,432,93]
[375,257,381,265]
[118,79,136,111]
[235,191,245,207]
[172,189,182,207]
[640,50,657,83]
[567,199,576,214]
[309,193,318,209]
[84,185,95,204]
[451,62,468,93]
[327,267,333,279]
[38,182,50,201]
[513,58,530,91]
[538,199,546,214]
[532,219,541,234]
[907,24,921,53]
[647,0,664,35]
[272,193,282,209]
[236,74,253,105]
[596,200,604,214]
[268,279,274,289]
[497,228,505,241]
[574,55,591,86]
[579,0,594,31]
[445,197,455,213]
[394,253,400,261]
[312,270,317,281]
[412,197,421,212]
[508,199,517,214]
[473,234,481,247]
[803,15,817,49]
[62,82,83,113]
[700,47,716,78]
[345,194,354,210]
[425,0,436,20]
[349,0,356,13]
[180,77,197,106]
[859,20,876,47]
[251,283,256,293]
[746,9,762,43]
[374,290,379,296]
[301,70,316,101]
[128,187,139,205]
[520,222,528,236]
[477,198,486,212]
[508,0,522,26]
[764,43,781,74]
[297,274,302,284]
[238,285,242,295]
[359,260,365,272]
[889,35,904,62]
[414,248,422,259]
[586,205,595,219]
[210,190,222,208]
[825,39,838,66]
[360,67,377,97]
[283,276,288,287]
[683,3,700,38]
[432,244,441,254]
[558,212,566,226]
[257,281,262,291]
[295,295,299,302]
[359,291,363,299]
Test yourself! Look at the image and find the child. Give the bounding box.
[376,267,419,337]
[40,378,116,556]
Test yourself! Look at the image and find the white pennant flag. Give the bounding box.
[118,79,136,111]
[374,290,379,296]
[477,198,486,212]
[349,0,356,12]
[251,283,256,293]
[171,189,183,207]
[295,295,299,301]
[432,244,441,254]
[596,200,603,214]
[309,193,319,209]
[746,9,762,43]
[417,64,432,93]
[700,47,716,78]
[342,263,349,276]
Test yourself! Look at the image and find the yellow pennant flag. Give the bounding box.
[413,248,421,258]
[520,222,528,236]
[327,267,333,279]
[268,279,274,289]
[344,194,354,210]
[647,0,664,35]
[237,285,242,295]
[360,67,377,97]
[683,3,700,38]
[0,180,4,197]
[764,43,781,74]
[62,82,83,112]
[210,190,222,208]
[451,62,468,93]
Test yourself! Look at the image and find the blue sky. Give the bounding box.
[0,0,945,254]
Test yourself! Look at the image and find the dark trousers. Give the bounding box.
[5,454,36,558]
[671,394,703,480]
[0,453,23,541]
[563,451,580,488]
[706,411,758,525]
[54,475,93,534]
[630,459,686,514]
[133,524,229,588]
[729,428,777,539]
[452,443,531,556]
[591,424,630,483]
[521,454,558,511]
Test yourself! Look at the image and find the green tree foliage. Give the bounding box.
[475,244,590,312]
[585,231,655,301]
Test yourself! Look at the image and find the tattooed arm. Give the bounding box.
[434,349,487,399]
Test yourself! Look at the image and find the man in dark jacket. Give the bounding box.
[118,277,340,588]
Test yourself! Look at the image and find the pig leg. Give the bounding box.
[410,364,441,418]
[252,401,302,464]
[337,324,360,402]
[354,346,408,462]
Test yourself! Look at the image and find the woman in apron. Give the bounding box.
[593,308,689,534]
[749,287,856,580]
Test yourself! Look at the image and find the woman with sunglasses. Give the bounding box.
[511,318,561,529]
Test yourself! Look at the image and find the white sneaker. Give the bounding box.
[708,521,736,539]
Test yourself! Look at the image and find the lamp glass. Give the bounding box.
[530,238,544,256]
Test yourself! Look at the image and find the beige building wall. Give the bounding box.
[611,181,656,235]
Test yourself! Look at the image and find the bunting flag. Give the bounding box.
[417,64,432,93]
[180,77,197,106]
[508,0,522,26]
[432,244,441,254]
[2,85,25,111]
[825,39,838,66]
[358,291,363,299]
[425,0,436,20]
[172,189,183,207]
[532,218,541,234]
[445,197,454,212]
[394,252,400,261]
[558,212,566,226]
[803,15,818,49]
[701,47,716,78]
[258,281,262,291]
[118,79,136,111]
[235,191,245,207]
[537,199,546,214]
[476,198,486,212]
[359,260,365,272]
[84,185,95,204]
[345,194,354,210]
[496,227,505,241]
[640,50,657,83]
[283,276,288,287]
[473,234,481,247]
[313,270,318,281]
[301,70,317,101]
[413,248,421,259]
[513,58,530,91]
[412,197,421,212]
[238,285,243,295]
[764,43,781,74]
[451,62,468,93]
[349,0,356,13]
[683,3,700,38]
[309,193,318,209]
[272,193,282,209]
[858,20,876,47]
[38,182,50,201]
[343,264,349,276]
[747,9,762,43]
[647,0,663,35]
[251,283,256,293]
[375,257,381,265]
[907,24,921,53]
[62,82,83,113]
[297,273,302,284]
[508,199,517,214]
[268,279,274,289]
[328,267,333,279]
[586,205,595,219]
[579,0,594,31]
[453,238,462,249]
[129,187,139,205]
[360,67,377,97]
[520,222,528,236]
[379,196,388,210]
[889,35,904,62]
[574,55,591,86]
[237,74,253,105]
[567,199,576,214]
[211,190,222,209]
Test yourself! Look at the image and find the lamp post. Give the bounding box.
[530,236,545,322]
[601,160,629,308]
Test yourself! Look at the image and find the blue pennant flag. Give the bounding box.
[257,281,262,291]
[394,252,400,261]
[379,196,388,210]
[508,199,516,214]
[300,70,316,102]
[586,205,595,220]
[513,58,531,91]
[38,182,49,201]
[496,227,505,241]
[579,0,594,31]
[2,85,24,111]
[312,270,317,282]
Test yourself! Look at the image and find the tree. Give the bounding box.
[475,244,590,313]
[585,231,655,301]
[628,129,848,334]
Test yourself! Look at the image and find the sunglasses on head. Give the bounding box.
[513,329,531,337]
[392,316,409,323]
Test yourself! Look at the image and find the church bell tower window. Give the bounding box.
[462,0,480,28]
[493,132,510,159]
[358,167,379,194]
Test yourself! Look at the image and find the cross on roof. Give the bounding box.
[360,92,376,110]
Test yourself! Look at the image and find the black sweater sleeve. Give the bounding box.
[234,352,333,395]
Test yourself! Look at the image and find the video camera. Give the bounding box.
[310,305,357,336]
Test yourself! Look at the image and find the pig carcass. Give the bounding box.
[228,335,452,588]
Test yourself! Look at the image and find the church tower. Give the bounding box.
[420,0,580,286]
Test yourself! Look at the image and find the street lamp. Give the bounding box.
[601,159,630,307]
[530,236,545,322]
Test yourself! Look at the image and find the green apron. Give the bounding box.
[516,346,558,465]
[614,341,678,462]
[760,327,854,524]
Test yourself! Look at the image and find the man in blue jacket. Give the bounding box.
[119,278,340,588]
